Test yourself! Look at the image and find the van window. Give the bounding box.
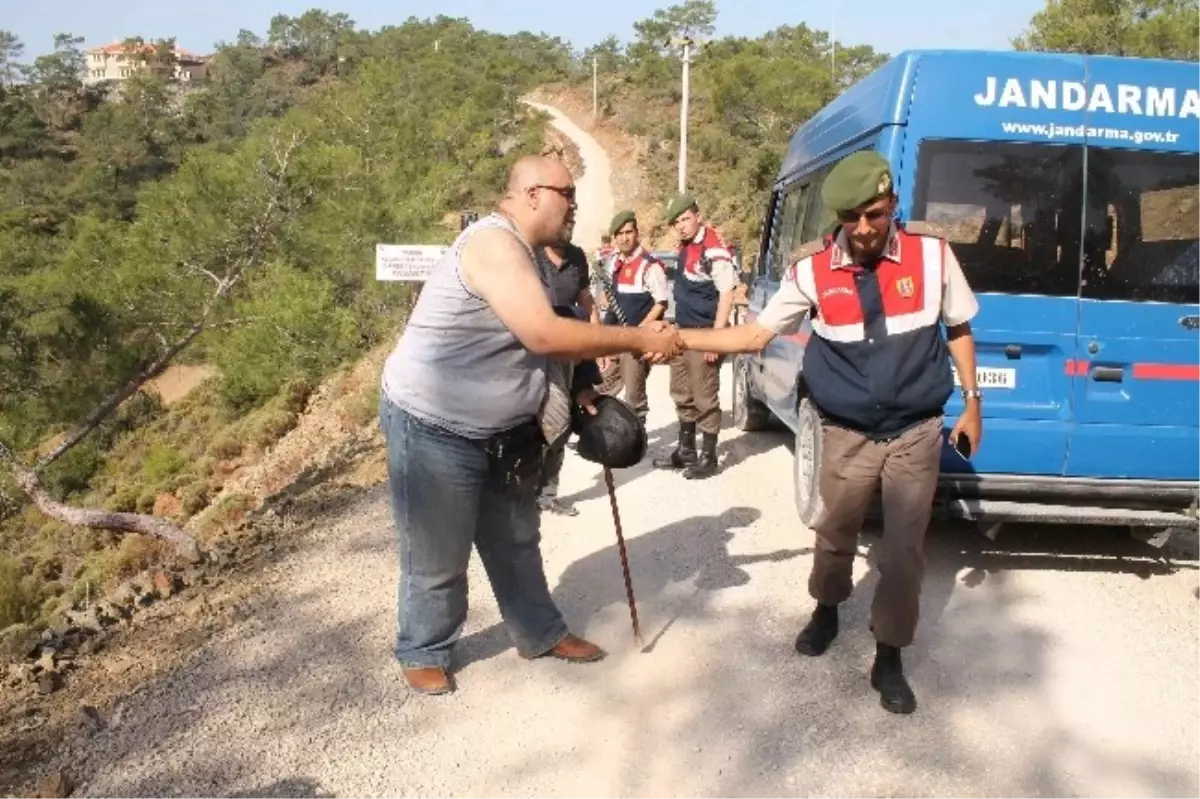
[798,166,834,243]
[911,140,1084,296]
[767,185,807,280]
[1082,149,1198,305]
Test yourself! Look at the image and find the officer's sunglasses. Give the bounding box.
[838,207,890,225]
[533,184,576,203]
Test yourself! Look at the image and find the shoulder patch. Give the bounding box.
[791,237,829,261]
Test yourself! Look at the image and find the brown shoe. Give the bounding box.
[529,633,606,663]
[401,666,455,695]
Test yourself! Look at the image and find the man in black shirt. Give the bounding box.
[534,239,599,516]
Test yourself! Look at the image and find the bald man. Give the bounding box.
[379,155,681,696]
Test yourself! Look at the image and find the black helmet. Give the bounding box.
[574,395,647,469]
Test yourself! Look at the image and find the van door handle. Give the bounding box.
[1091,366,1124,382]
[1005,344,1022,359]
[1180,315,1199,331]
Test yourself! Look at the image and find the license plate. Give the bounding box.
[953,367,1016,389]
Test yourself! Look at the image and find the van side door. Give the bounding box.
[1068,143,1200,480]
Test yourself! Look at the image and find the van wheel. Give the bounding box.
[732,356,770,432]
[794,398,825,527]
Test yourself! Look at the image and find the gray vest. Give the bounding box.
[381,213,550,439]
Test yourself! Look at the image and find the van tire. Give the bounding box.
[795,398,825,528]
[732,356,771,432]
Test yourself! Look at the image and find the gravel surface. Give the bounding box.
[49,106,1200,799]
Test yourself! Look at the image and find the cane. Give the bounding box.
[591,256,643,646]
[602,466,642,647]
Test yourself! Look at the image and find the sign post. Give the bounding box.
[375,244,447,316]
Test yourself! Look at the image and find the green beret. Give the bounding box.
[820,151,894,213]
[665,193,698,223]
[609,209,637,236]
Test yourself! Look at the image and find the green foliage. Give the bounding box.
[573,8,887,251]
[0,557,42,629]
[1013,0,1199,59]
[1,14,571,622]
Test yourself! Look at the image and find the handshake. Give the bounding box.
[634,321,691,365]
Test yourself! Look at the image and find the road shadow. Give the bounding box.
[557,419,789,507]
[456,506,811,670]
[229,776,333,798]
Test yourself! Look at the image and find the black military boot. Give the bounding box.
[683,432,719,479]
[653,422,698,470]
[870,642,917,715]
[794,603,839,656]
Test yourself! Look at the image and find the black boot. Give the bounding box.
[870,643,917,715]
[794,603,839,656]
[683,432,719,479]
[653,422,698,470]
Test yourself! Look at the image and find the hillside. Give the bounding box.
[2,0,1198,791]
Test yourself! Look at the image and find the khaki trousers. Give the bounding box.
[808,415,943,648]
[667,350,722,435]
[598,353,651,421]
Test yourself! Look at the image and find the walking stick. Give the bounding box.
[603,466,642,647]
[591,254,643,646]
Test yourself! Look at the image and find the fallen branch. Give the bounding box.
[0,445,201,563]
[0,132,307,563]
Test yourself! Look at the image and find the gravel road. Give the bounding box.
[47,105,1200,799]
[55,361,1200,798]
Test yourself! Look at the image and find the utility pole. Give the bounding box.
[592,55,598,121]
[670,36,699,195]
[830,1,840,80]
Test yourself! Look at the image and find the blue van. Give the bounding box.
[734,49,1199,532]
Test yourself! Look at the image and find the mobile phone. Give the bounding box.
[953,432,972,460]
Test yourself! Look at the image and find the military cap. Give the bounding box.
[609,209,637,236]
[820,151,895,213]
[665,193,699,223]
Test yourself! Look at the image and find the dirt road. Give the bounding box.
[524,100,614,253]
[34,105,1200,799]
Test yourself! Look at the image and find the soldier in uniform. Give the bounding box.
[658,151,983,714]
[595,209,670,424]
[652,194,739,480]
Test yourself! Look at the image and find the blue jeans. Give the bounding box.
[379,395,568,669]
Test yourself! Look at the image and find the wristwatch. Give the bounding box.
[961,388,983,400]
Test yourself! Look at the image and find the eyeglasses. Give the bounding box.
[838,208,891,225]
[533,184,576,203]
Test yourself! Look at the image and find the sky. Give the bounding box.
[4,0,1047,60]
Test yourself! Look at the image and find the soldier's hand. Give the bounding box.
[949,403,982,458]
[638,323,681,363]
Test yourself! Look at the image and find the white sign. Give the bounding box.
[953,366,1016,390]
[375,244,447,282]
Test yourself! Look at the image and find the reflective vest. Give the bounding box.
[674,225,732,329]
[790,226,954,439]
[607,248,665,326]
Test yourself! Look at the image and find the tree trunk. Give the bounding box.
[12,464,202,563]
[35,321,206,472]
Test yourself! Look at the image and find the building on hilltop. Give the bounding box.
[84,40,208,85]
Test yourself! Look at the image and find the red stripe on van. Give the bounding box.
[1132,363,1200,381]
[1064,360,1199,380]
